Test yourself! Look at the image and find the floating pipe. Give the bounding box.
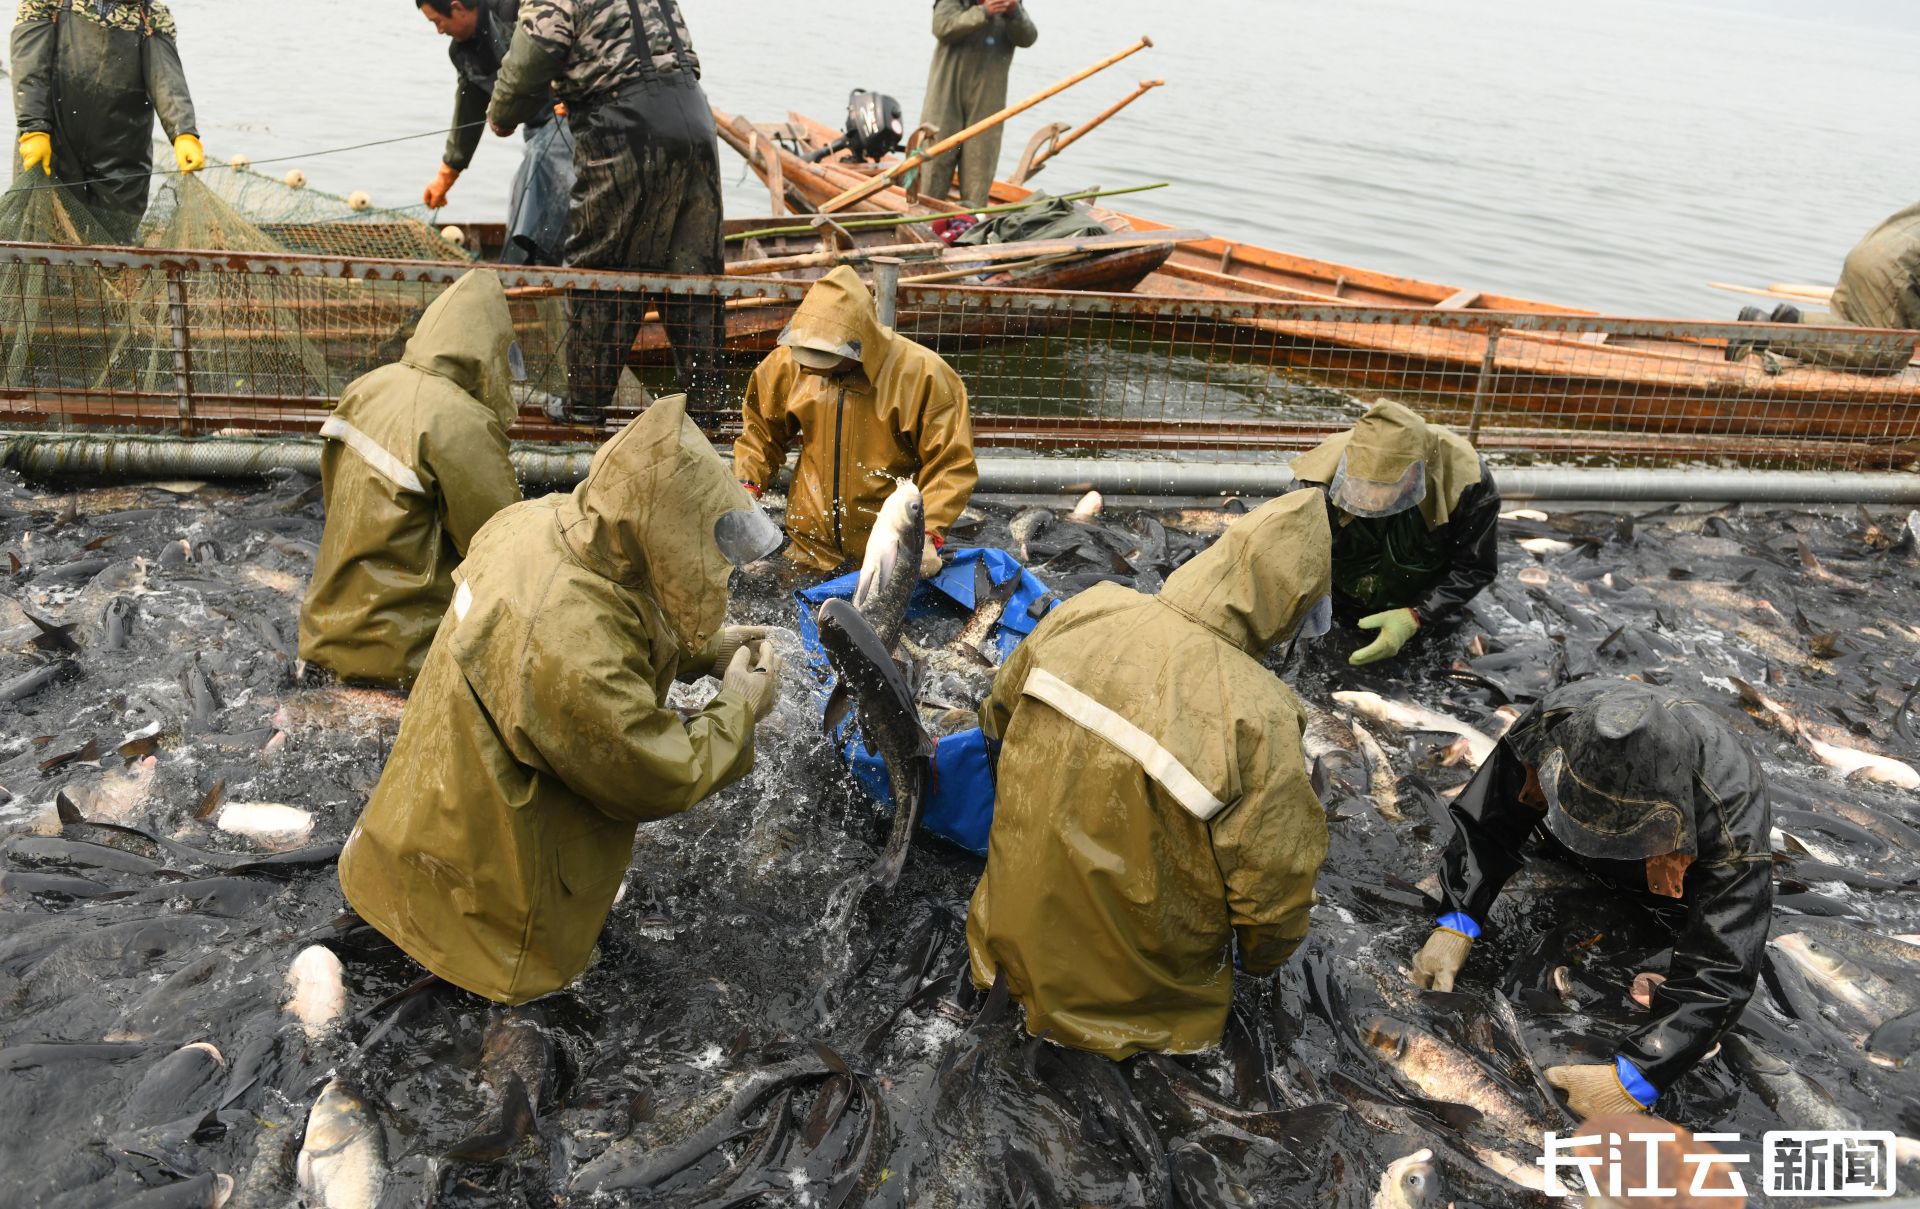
[0,433,596,489]
[2,434,1917,504]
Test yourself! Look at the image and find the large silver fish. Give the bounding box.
[297,1079,386,1209]
[850,478,925,654]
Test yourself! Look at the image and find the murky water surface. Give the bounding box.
[2,468,1918,1206]
[4,1,1917,317]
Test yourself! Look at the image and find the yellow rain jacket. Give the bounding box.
[966,489,1333,1059]
[339,396,759,1005]
[732,266,977,571]
[297,269,521,687]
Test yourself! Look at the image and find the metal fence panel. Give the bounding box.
[2,241,1916,471]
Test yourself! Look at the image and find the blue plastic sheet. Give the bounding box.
[791,548,1052,856]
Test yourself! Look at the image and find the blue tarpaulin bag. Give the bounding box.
[791,548,1053,856]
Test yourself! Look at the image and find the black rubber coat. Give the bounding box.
[1322,464,1501,624]
[10,0,197,243]
[1432,677,1773,1094]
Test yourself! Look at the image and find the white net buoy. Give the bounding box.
[282,169,307,190]
[440,225,467,248]
[346,191,371,212]
[227,153,251,171]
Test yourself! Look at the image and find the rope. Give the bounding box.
[9,120,492,197]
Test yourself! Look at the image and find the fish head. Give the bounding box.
[302,1079,373,1155]
[1360,1017,1408,1060]
[1771,931,1850,985]
[852,479,925,613]
[1376,1148,1450,1209]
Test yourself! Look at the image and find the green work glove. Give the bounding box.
[1410,926,1472,992]
[720,641,783,722]
[704,625,770,679]
[1545,1064,1649,1119]
[1350,608,1420,666]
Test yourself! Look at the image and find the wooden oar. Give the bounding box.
[727,182,1170,243]
[818,36,1155,214]
[723,227,1207,278]
[1708,280,1835,304]
[1014,79,1164,184]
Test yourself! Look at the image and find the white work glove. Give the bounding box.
[720,640,783,722]
[920,537,943,579]
[706,625,770,677]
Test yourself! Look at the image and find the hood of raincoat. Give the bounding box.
[1158,488,1332,655]
[1289,401,1483,529]
[555,396,763,653]
[777,265,893,381]
[1534,682,1699,861]
[400,269,519,430]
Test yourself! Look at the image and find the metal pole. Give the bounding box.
[164,268,195,436]
[6,434,1919,504]
[1466,328,1500,444]
[870,256,903,328]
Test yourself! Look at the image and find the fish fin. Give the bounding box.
[55,790,85,826]
[195,779,226,821]
[444,1074,535,1163]
[822,683,852,740]
[813,1040,853,1077]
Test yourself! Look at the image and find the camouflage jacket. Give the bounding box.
[13,0,177,38]
[499,0,702,120]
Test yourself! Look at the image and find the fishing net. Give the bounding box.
[0,179,132,397]
[161,161,473,262]
[0,151,586,428]
[99,172,342,402]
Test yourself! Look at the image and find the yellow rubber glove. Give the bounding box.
[18,131,52,176]
[173,133,205,173]
[1545,1064,1649,1119]
[1350,607,1420,666]
[1409,926,1473,992]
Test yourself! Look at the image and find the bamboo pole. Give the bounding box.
[723,227,1206,279]
[1708,281,1836,304]
[818,36,1155,214]
[727,182,1169,243]
[1018,79,1163,182]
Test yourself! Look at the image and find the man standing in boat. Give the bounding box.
[416,0,575,266]
[733,266,978,575]
[919,0,1038,208]
[485,0,725,426]
[10,0,205,244]
[1288,401,1500,666]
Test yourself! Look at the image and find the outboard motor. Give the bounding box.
[805,90,905,164]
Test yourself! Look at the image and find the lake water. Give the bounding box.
[4,0,1917,317]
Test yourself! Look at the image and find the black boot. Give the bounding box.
[1769,303,1804,324]
[1726,306,1768,362]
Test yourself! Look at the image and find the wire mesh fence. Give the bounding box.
[2,239,1917,471]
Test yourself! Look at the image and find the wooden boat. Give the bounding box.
[715,109,1920,462]
[454,206,1176,369]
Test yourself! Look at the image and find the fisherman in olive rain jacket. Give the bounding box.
[340,396,788,1004]
[298,269,522,688]
[966,489,1334,1059]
